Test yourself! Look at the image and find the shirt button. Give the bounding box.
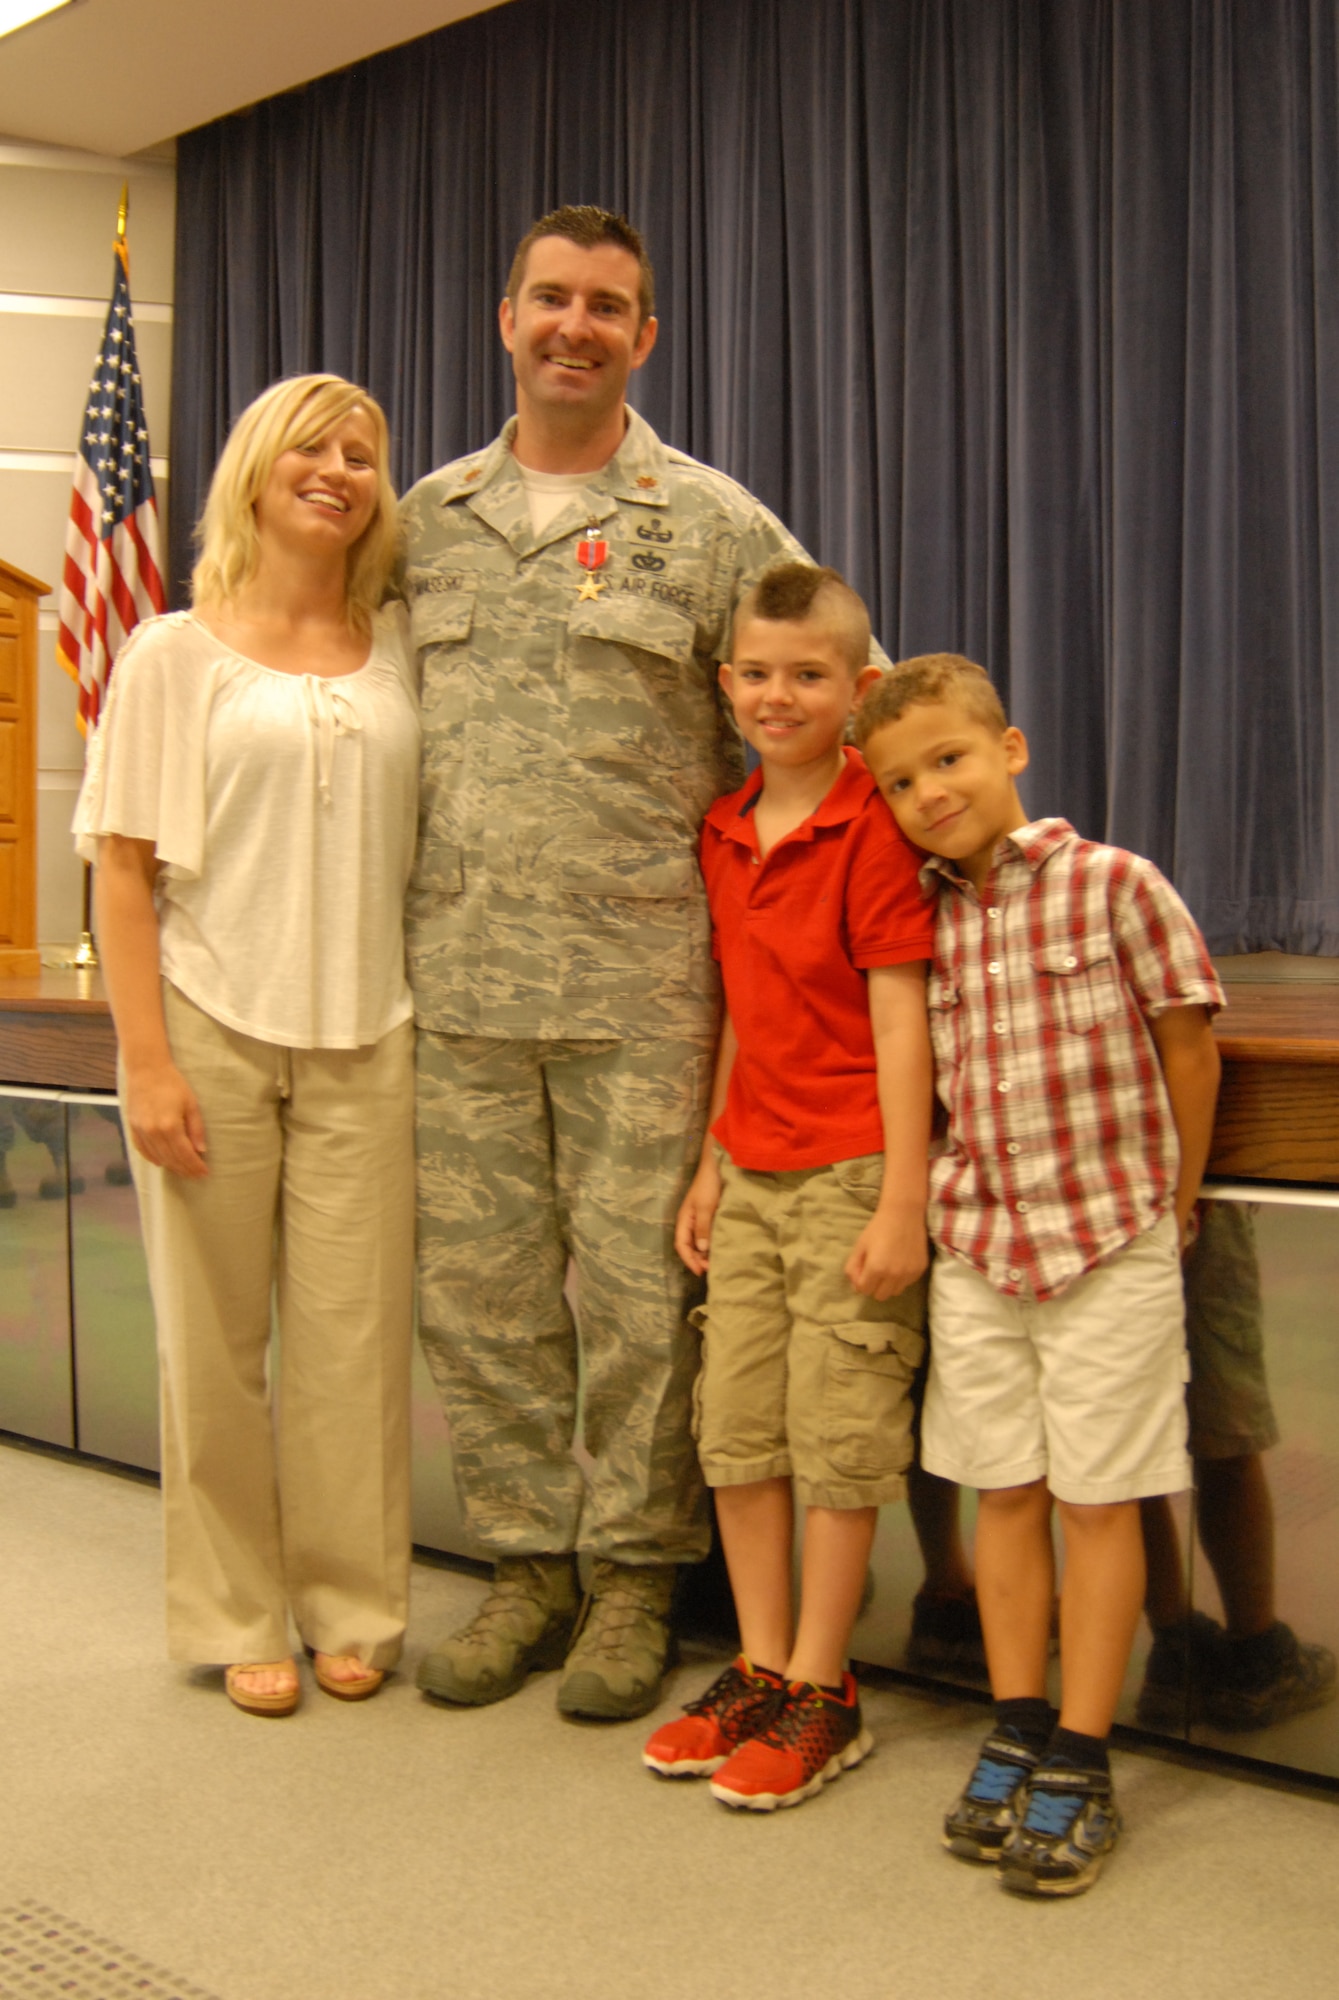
[1016,1200,1030,1213]
[987,908,1002,922]
[997,1080,1011,1093]
[1063,954,1078,968]
[993,1021,1006,1034]
[1008,1267,1023,1282]
[987,961,1001,974]
[1006,1142,1021,1156]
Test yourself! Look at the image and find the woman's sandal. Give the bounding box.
[225,1660,301,1717]
[311,1651,385,1702]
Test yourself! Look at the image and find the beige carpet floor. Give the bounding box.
[4,1437,1338,2000]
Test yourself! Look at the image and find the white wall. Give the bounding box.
[0,137,174,946]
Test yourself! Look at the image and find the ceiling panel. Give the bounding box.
[0,0,508,157]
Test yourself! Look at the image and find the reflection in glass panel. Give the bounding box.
[1182,1196,1339,1778]
[68,1100,160,1471]
[0,1092,75,1447]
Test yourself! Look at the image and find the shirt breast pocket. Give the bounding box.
[1033,936,1122,1034]
[927,971,966,1069]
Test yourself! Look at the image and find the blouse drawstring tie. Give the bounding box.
[302,675,362,805]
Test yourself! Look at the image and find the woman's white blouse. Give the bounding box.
[74,606,421,1050]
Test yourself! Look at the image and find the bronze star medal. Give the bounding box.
[576,522,609,599]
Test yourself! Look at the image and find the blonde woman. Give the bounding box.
[76,375,419,1716]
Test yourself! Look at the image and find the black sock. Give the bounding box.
[994,1697,1055,1752]
[1222,1621,1290,1681]
[1044,1725,1110,1776]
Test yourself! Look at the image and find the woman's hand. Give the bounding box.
[95,835,208,1178]
[123,1058,209,1178]
[675,1152,724,1276]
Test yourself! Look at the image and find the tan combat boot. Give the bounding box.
[417,1555,580,1705]
[557,1559,677,1720]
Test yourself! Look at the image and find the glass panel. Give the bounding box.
[1182,1196,1339,1778]
[0,1092,74,1447]
[67,1099,159,1471]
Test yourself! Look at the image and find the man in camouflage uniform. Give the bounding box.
[398,207,808,1720]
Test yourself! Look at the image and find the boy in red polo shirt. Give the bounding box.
[641,563,936,1810]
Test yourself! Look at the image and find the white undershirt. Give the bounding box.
[515,461,604,535]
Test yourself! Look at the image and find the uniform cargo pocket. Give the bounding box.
[560,847,697,999]
[1033,936,1121,1034]
[405,841,464,923]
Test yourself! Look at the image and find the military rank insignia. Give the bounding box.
[576,523,609,599]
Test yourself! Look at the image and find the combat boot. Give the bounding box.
[417,1554,580,1706]
[557,1559,677,1720]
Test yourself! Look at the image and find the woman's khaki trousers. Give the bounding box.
[128,985,414,1669]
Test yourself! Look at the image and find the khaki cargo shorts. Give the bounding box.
[692,1151,927,1509]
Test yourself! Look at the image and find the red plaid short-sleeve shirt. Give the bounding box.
[924,819,1224,1300]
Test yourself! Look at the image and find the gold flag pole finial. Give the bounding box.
[116,181,129,240]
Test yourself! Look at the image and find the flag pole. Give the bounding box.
[66,186,129,973]
[64,184,128,975]
[52,178,166,973]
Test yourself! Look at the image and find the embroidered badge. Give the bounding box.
[576,522,609,600]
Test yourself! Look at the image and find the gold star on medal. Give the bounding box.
[576,573,607,600]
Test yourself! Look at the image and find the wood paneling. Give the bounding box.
[0,559,49,977]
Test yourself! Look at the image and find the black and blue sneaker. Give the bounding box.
[943,1726,1041,1862]
[998,1763,1122,1897]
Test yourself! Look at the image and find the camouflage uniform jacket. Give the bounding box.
[397,408,810,1041]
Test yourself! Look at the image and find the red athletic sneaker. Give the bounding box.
[709,1674,873,1810]
[642,1656,785,1777]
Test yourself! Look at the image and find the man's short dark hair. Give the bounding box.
[731,562,872,675]
[506,206,655,326]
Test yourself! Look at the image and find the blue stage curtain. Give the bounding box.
[171,0,1339,953]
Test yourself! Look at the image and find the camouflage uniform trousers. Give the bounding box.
[416,1030,716,1565]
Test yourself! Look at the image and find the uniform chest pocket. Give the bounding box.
[566,592,696,664]
[564,594,700,768]
[410,589,476,651]
[1033,937,1122,1034]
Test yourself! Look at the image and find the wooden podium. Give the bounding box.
[0,559,51,978]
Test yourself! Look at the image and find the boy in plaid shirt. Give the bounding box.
[856,654,1223,1897]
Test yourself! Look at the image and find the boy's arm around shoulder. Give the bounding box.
[1150,1004,1221,1247]
[845,961,932,1301]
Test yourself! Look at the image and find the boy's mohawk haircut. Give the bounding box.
[853,653,1007,747]
[734,562,871,673]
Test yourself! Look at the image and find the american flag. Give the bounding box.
[56,235,165,733]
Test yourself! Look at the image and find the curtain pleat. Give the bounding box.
[170,0,1339,952]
